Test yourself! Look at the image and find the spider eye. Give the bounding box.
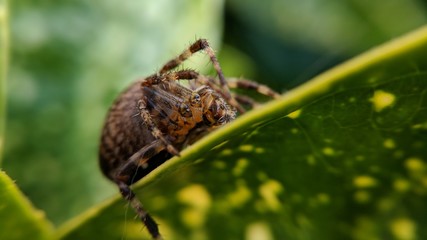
[179,103,192,117]
[190,93,201,106]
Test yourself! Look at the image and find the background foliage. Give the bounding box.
[1,0,427,239]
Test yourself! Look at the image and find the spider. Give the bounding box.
[98,39,280,239]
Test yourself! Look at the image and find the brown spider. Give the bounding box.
[98,39,280,239]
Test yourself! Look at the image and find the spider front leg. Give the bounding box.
[158,39,224,84]
[143,69,246,113]
[155,39,242,111]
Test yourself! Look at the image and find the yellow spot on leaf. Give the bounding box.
[180,209,205,229]
[306,155,316,165]
[212,160,226,169]
[393,179,410,192]
[259,180,283,211]
[322,147,335,156]
[317,193,330,204]
[255,147,265,154]
[220,148,233,156]
[405,157,424,172]
[233,158,249,176]
[287,109,302,119]
[353,175,378,188]
[226,181,252,207]
[412,122,427,130]
[239,144,254,152]
[390,218,416,240]
[383,138,396,149]
[371,90,396,112]
[245,222,273,240]
[177,184,211,228]
[177,184,211,209]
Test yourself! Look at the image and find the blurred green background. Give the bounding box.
[2,0,427,229]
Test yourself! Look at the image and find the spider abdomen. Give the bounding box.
[99,80,158,181]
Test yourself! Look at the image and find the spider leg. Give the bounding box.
[137,99,180,156]
[142,69,200,87]
[158,39,224,83]
[114,140,167,240]
[227,78,281,99]
[117,181,163,240]
[142,69,245,112]
[233,94,260,108]
[155,39,243,112]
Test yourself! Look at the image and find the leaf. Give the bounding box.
[0,171,53,240]
[57,26,427,239]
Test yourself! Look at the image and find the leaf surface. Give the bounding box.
[57,26,427,240]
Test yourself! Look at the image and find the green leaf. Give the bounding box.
[57,26,427,239]
[0,171,53,240]
[0,0,8,163]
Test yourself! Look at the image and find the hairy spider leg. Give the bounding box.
[114,140,170,240]
[233,94,259,108]
[194,75,281,110]
[154,39,244,113]
[139,70,237,111]
[117,181,163,240]
[144,69,246,113]
[226,78,281,99]
[142,69,200,87]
